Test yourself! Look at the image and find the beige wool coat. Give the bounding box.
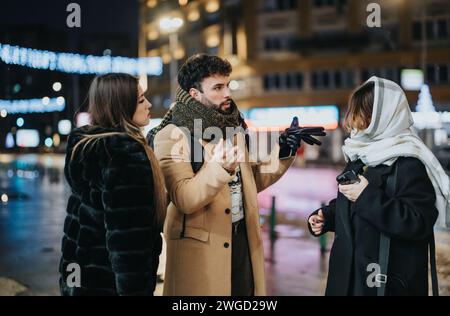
[154,124,295,296]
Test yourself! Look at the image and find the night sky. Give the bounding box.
[0,0,139,48]
[0,0,144,138]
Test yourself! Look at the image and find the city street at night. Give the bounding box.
[1,155,449,296]
[0,154,336,296]
[1,0,450,299]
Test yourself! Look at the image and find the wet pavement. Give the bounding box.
[257,163,339,295]
[0,154,67,295]
[0,154,448,296]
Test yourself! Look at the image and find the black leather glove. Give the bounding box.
[279,117,326,159]
[279,132,300,159]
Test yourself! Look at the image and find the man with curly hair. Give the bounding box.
[149,54,324,296]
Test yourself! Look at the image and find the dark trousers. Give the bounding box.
[231,219,254,296]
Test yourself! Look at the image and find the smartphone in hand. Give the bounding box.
[336,170,360,185]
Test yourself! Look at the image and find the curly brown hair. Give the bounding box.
[177,54,232,92]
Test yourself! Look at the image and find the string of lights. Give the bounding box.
[0,43,162,76]
[0,97,65,114]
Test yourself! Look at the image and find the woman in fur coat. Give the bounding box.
[59,73,167,295]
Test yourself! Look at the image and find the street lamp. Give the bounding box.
[159,16,184,102]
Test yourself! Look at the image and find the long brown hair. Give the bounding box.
[72,73,167,225]
[344,81,374,132]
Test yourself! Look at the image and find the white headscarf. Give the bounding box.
[342,76,450,227]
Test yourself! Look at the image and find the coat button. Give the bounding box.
[224,242,230,248]
[225,208,231,214]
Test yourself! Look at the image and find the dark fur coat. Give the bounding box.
[59,126,162,296]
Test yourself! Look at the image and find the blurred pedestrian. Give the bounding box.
[59,73,167,295]
[149,54,325,296]
[308,76,448,296]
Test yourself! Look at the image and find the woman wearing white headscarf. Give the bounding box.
[307,77,448,296]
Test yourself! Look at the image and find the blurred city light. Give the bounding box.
[0,109,7,117]
[247,106,340,131]
[159,17,184,33]
[76,112,91,127]
[139,74,148,92]
[187,7,200,22]
[16,117,24,127]
[0,43,163,76]
[52,82,62,92]
[401,69,424,91]
[174,45,186,60]
[53,133,61,147]
[206,33,220,48]
[0,97,64,114]
[205,0,220,13]
[16,129,40,147]
[161,53,171,64]
[229,80,240,91]
[58,120,72,135]
[56,96,65,106]
[5,133,14,148]
[412,112,441,130]
[416,84,435,112]
[13,83,21,93]
[45,137,53,148]
[147,28,159,41]
[146,0,157,8]
[1,194,8,204]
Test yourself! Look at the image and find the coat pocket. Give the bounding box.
[169,226,210,243]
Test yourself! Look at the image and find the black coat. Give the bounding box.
[308,157,439,296]
[59,126,162,296]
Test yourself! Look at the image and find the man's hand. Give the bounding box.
[309,209,325,235]
[279,117,326,159]
[338,175,369,202]
[210,139,244,173]
[287,126,327,146]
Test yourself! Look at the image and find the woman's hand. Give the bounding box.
[309,209,325,235]
[338,175,369,202]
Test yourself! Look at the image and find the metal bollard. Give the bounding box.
[270,196,277,243]
[319,202,327,254]
[268,195,277,263]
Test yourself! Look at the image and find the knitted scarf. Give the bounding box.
[149,87,245,141]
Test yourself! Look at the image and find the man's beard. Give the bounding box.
[200,95,232,114]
